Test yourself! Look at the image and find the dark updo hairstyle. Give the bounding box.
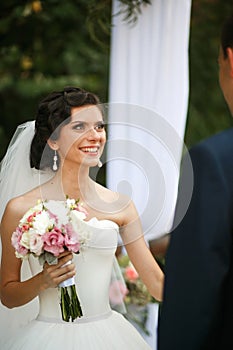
[30,86,100,170]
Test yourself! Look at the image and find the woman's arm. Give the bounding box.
[0,199,76,308]
[120,199,164,302]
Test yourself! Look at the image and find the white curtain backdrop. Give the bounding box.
[107,0,192,242]
[106,1,192,348]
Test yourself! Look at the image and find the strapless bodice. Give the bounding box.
[27,200,119,321]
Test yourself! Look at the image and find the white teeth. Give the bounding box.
[81,147,98,153]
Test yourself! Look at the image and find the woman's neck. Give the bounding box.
[46,165,95,201]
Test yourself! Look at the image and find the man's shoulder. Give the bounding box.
[191,127,233,153]
[183,127,233,174]
[204,127,233,142]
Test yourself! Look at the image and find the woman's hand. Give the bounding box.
[40,251,76,290]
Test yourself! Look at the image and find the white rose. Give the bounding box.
[66,198,76,208]
[70,209,86,222]
[70,211,91,245]
[33,211,54,234]
[21,231,31,249]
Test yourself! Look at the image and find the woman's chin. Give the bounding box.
[81,158,99,168]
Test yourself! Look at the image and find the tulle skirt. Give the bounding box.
[0,310,151,349]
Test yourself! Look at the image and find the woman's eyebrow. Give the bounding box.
[70,120,86,124]
[70,120,104,125]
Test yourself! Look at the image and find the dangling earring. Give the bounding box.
[53,150,58,171]
[98,159,102,168]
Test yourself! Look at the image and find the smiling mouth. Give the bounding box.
[80,147,99,154]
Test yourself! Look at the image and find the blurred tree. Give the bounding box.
[185,0,233,147]
[0,0,150,159]
[0,0,112,158]
[0,0,232,159]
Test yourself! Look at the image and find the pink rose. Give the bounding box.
[11,227,28,257]
[125,266,139,281]
[63,223,80,253]
[11,227,23,250]
[16,245,29,258]
[109,280,128,305]
[43,228,64,256]
[29,232,44,256]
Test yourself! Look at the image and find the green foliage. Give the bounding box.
[185,0,233,147]
[1,0,233,159]
[0,0,111,153]
[86,0,112,49]
[0,1,110,82]
[115,0,151,24]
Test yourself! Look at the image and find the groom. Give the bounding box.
[158,13,233,350]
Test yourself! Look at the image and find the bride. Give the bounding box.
[0,86,163,349]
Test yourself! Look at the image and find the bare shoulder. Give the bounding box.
[1,189,41,228]
[5,196,29,218]
[94,182,138,226]
[95,182,132,205]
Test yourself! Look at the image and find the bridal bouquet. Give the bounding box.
[11,198,90,322]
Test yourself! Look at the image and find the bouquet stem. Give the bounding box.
[60,285,83,322]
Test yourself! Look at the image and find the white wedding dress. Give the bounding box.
[0,200,151,349]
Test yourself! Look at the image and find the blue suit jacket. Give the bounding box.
[158,128,233,350]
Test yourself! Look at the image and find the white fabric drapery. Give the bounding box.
[107,0,192,242]
[107,1,192,348]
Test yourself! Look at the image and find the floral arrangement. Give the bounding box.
[11,198,90,322]
[117,254,155,306]
[109,254,156,335]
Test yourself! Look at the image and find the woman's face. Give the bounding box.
[55,104,106,168]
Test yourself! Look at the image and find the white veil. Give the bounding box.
[0,121,54,218]
[0,121,53,335]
